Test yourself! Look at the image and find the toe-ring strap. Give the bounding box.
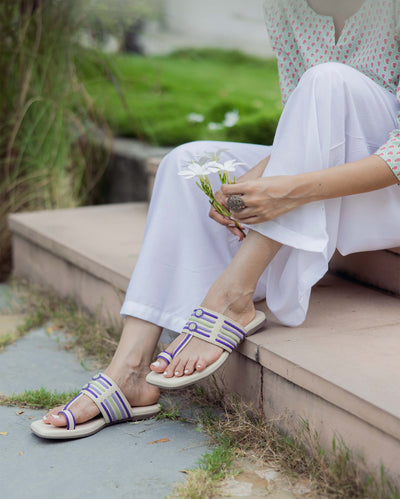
[156,350,173,365]
[61,373,134,429]
[182,307,246,353]
[58,410,76,430]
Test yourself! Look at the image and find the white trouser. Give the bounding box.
[121,63,400,328]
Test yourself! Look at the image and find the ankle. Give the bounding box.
[107,358,151,381]
[202,283,256,325]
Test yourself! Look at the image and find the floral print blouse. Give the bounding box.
[263,0,400,179]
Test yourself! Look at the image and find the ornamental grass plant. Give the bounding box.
[0,1,108,279]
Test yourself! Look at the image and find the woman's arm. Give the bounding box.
[221,154,399,225]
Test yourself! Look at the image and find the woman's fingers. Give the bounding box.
[221,182,247,196]
[209,207,230,226]
[208,207,245,241]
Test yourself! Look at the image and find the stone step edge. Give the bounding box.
[7,207,148,292]
[240,339,400,443]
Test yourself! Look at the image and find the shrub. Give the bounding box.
[0,1,108,279]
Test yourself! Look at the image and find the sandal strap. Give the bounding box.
[156,351,173,365]
[182,307,246,353]
[79,373,134,424]
[58,409,76,430]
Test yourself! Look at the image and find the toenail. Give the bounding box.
[163,372,168,376]
[52,415,60,419]
[42,416,48,420]
[196,364,202,368]
[175,371,180,376]
[152,361,160,367]
[184,370,189,374]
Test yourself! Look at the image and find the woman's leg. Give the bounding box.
[45,140,272,427]
[45,317,162,427]
[120,140,272,333]
[153,230,281,377]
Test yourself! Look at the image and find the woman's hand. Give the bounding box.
[209,188,246,241]
[208,155,270,240]
[221,175,306,225]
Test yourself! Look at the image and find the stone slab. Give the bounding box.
[0,292,210,499]
[0,405,208,499]
[9,203,148,292]
[250,274,400,441]
[0,327,97,396]
[262,368,400,487]
[12,234,126,327]
[330,249,400,294]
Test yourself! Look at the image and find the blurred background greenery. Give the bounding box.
[0,0,281,279]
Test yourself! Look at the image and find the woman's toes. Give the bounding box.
[173,359,189,377]
[195,359,207,372]
[184,359,196,376]
[150,358,169,373]
[43,407,63,425]
[46,412,67,427]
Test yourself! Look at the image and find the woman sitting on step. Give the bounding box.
[32,0,400,439]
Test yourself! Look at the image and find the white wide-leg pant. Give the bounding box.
[121,63,400,329]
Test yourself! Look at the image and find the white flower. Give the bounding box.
[178,160,220,179]
[218,159,246,172]
[223,110,239,127]
[187,113,205,123]
[203,148,229,163]
[207,122,224,131]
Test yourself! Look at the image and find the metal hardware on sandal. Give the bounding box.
[227,195,246,211]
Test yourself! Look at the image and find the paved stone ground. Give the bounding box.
[0,284,321,498]
[0,285,210,499]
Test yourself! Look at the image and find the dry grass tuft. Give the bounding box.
[9,278,120,367]
[187,388,399,499]
[171,469,217,499]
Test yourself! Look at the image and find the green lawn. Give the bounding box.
[79,49,282,147]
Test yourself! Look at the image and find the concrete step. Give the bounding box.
[330,248,400,295]
[8,203,400,485]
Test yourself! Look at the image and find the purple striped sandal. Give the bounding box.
[146,307,266,389]
[30,373,161,440]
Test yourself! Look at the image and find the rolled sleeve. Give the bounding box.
[375,126,400,181]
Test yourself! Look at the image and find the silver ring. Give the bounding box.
[227,195,246,212]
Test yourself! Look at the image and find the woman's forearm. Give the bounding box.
[222,154,399,225]
[295,155,398,203]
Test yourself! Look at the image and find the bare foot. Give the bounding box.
[150,283,256,379]
[43,367,160,428]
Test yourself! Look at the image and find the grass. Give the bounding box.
[172,439,236,499]
[0,388,80,410]
[78,48,283,147]
[0,2,109,279]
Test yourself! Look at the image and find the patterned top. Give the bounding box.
[263,0,400,179]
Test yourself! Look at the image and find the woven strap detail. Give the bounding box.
[79,373,134,424]
[182,307,246,353]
